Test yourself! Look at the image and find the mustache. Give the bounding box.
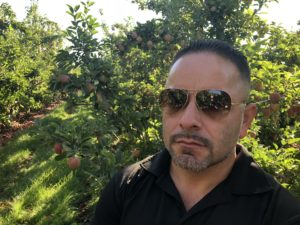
[170,131,212,149]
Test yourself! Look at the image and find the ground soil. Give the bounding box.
[0,102,61,147]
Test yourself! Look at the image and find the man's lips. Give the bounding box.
[175,138,206,147]
[170,132,212,150]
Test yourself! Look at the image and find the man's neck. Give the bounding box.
[169,151,236,211]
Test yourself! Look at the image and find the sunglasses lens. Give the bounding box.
[159,89,232,114]
[196,90,231,112]
[159,89,187,110]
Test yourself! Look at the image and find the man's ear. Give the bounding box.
[239,103,257,139]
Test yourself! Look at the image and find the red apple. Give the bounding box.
[147,40,153,48]
[269,92,281,104]
[57,74,70,84]
[163,34,173,42]
[116,43,125,51]
[136,36,143,43]
[252,80,264,91]
[67,156,80,170]
[131,148,141,158]
[86,82,96,93]
[54,143,63,154]
[262,108,271,118]
[287,104,300,118]
[131,31,138,39]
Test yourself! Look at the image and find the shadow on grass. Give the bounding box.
[0,104,101,225]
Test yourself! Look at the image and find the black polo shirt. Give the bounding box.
[94,145,300,225]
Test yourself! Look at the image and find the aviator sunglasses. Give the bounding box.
[159,88,246,114]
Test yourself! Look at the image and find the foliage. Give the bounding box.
[0,2,63,127]
[51,0,300,199]
[1,0,299,224]
[132,0,278,43]
[0,105,114,224]
[241,26,300,195]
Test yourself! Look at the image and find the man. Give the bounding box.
[94,39,300,225]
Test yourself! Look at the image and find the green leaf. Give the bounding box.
[287,138,300,145]
[54,152,67,161]
[67,4,74,14]
[74,5,80,12]
[87,1,95,7]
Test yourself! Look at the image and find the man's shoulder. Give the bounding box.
[235,145,300,223]
[230,145,279,194]
[119,154,156,185]
[117,149,170,187]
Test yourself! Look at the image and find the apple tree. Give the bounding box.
[0,2,63,127]
[53,0,299,196]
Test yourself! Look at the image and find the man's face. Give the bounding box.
[162,52,253,172]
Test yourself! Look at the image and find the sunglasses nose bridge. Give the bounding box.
[189,90,202,111]
[185,90,200,111]
[179,92,205,130]
[182,90,190,109]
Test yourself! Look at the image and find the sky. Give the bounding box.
[1,0,299,35]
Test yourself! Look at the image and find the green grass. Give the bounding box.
[3,102,298,225]
[0,104,100,225]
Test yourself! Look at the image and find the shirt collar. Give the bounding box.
[140,149,170,176]
[227,144,274,194]
[141,145,274,195]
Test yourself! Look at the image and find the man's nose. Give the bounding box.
[179,97,203,130]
